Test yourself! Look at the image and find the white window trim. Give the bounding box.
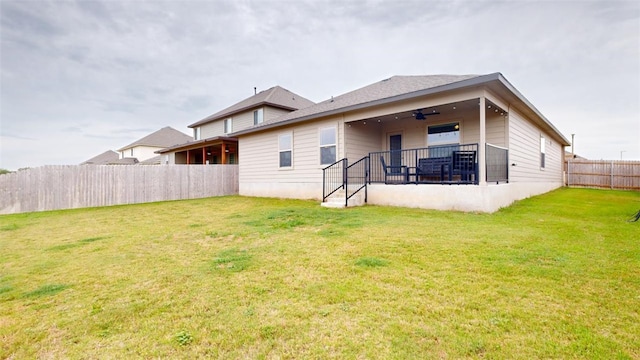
[254,108,264,125]
[194,127,201,141]
[319,126,337,166]
[278,132,293,169]
[224,118,233,134]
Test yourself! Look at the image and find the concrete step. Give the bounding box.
[321,190,365,208]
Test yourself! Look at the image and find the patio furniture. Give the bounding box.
[380,156,408,184]
[452,150,477,182]
[416,157,452,182]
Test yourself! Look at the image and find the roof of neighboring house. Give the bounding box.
[231,73,571,146]
[188,86,315,128]
[108,157,139,165]
[138,155,162,165]
[565,151,587,161]
[118,126,193,152]
[81,150,119,165]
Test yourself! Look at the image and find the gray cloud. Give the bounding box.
[1,0,638,169]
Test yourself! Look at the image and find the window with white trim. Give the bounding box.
[279,133,292,168]
[540,135,546,169]
[224,118,232,134]
[254,108,264,125]
[319,127,336,165]
[194,127,201,140]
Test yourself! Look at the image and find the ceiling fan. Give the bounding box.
[412,109,440,120]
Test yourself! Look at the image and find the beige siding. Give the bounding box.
[345,122,382,160]
[240,117,344,198]
[200,121,224,139]
[486,113,507,147]
[509,109,562,182]
[125,145,162,162]
[232,111,255,133]
[265,107,291,122]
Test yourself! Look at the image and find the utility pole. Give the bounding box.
[571,133,575,156]
[620,150,626,160]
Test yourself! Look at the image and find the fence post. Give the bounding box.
[611,160,614,190]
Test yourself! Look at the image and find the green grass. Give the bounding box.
[0,188,638,358]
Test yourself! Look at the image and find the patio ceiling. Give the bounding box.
[347,98,508,125]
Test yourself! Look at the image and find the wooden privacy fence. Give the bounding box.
[0,165,239,215]
[566,160,640,190]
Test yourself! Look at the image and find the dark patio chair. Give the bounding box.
[380,156,408,184]
[452,150,477,183]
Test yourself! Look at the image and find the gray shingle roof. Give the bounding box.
[189,86,315,128]
[233,75,481,135]
[118,126,193,151]
[138,155,162,165]
[80,150,119,165]
[108,157,139,165]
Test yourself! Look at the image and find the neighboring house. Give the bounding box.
[230,73,571,213]
[118,126,192,164]
[564,151,587,162]
[81,150,119,165]
[157,86,315,165]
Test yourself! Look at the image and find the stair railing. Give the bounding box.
[322,158,347,203]
[345,156,369,207]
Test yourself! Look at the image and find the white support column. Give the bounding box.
[479,96,487,186]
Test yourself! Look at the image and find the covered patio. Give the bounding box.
[157,136,238,165]
[322,94,514,207]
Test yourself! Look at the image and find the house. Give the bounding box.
[156,86,315,165]
[117,126,192,164]
[230,73,570,213]
[80,150,119,165]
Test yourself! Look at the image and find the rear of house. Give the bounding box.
[233,73,569,212]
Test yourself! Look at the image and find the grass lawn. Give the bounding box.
[1,188,639,359]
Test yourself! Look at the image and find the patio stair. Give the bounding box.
[321,189,365,208]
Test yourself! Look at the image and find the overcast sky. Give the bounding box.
[1,0,639,170]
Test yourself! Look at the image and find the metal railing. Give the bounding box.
[486,143,509,183]
[345,156,368,206]
[322,158,346,202]
[369,143,479,185]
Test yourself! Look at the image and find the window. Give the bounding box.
[279,133,292,168]
[254,108,264,125]
[194,127,201,140]
[130,148,134,156]
[224,118,232,134]
[540,135,546,169]
[319,127,336,165]
[427,123,460,146]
